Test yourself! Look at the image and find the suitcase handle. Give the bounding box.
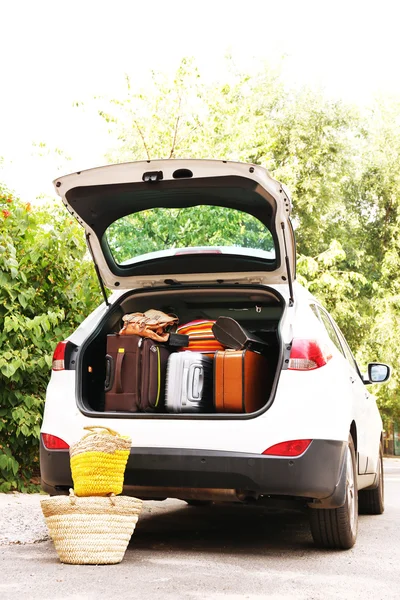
[104,354,115,392]
[115,349,125,394]
[188,364,204,401]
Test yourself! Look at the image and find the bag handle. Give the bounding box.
[82,426,121,437]
[104,354,114,392]
[115,348,125,393]
[69,488,116,506]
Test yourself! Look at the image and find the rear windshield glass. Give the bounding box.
[105,206,276,265]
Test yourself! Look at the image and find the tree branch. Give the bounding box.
[133,119,151,160]
[174,119,201,150]
[169,96,182,158]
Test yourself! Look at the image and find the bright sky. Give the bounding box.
[1,0,400,201]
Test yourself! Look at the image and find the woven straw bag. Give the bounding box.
[70,426,131,497]
[41,490,142,564]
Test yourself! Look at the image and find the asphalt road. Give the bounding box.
[1,459,399,600]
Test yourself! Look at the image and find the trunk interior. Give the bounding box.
[78,285,285,417]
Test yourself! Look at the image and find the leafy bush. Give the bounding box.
[0,188,100,491]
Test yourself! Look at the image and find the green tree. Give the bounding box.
[351,100,400,423]
[0,187,100,491]
[94,59,400,423]
[107,206,274,263]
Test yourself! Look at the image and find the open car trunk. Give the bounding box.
[77,284,285,418]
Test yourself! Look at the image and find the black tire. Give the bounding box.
[358,443,384,515]
[184,500,212,507]
[309,435,358,550]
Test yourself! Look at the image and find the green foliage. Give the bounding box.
[297,241,370,344]
[107,206,274,263]
[95,58,400,423]
[99,58,205,162]
[0,189,100,491]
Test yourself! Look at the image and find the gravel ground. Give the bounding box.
[0,491,160,545]
[0,492,50,545]
[1,460,400,600]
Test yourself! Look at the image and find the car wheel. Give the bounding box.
[309,434,358,550]
[184,500,212,506]
[358,443,384,515]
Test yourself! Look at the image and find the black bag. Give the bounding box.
[167,332,190,348]
[212,317,269,355]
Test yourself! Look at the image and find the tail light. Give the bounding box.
[41,433,69,450]
[52,341,77,371]
[263,439,312,456]
[288,339,332,370]
[52,341,68,371]
[175,249,222,255]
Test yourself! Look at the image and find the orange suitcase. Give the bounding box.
[214,350,269,413]
[177,320,226,353]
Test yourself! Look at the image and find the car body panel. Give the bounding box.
[308,300,383,476]
[40,438,351,509]
[54,159,295,290]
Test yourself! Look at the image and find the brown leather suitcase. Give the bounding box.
[214,349,269,413]
[104,334,172,412]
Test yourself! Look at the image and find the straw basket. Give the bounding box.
[41,490,143,564]
[70,426,131,497]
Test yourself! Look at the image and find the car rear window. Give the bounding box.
[105,205,276,265]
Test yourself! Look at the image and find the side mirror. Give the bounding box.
[366,363,391,384]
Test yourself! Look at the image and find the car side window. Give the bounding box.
[317,308,345,356]
[309,304,320,320]
[333,325,360,374]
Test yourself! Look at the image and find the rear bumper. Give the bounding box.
[40,438,347,508]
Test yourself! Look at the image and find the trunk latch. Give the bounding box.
[142,171,163,183]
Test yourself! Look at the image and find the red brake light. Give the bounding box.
[175,249,222,255]
[41,433,70,450]
[52,341,69,371]
[288,339,332,370]
[262,439,312,456]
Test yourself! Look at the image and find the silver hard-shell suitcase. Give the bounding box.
[165,352,213,413]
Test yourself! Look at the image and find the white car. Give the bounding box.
[40,159,390,549]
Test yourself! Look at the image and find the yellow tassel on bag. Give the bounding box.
[69,426,131,497]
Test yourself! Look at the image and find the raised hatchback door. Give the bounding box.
[54,159,295,290]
